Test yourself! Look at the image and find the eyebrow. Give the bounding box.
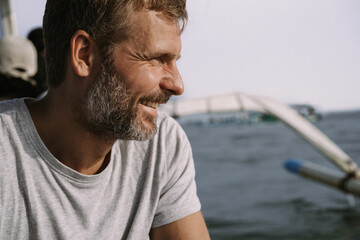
[147,51,181,61]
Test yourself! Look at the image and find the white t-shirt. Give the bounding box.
[0,98,201,240]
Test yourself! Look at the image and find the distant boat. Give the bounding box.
[291,104,322,122]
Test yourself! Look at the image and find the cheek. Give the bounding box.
[125,66,162,93]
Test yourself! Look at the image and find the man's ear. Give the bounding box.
[70,30,98,77]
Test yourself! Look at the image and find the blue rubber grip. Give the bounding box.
[284,158,303,173]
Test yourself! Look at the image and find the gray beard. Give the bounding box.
[84,59,157,141]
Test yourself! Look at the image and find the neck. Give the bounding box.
[26,91,115,175]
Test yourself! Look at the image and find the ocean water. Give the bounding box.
[180,110,360,240]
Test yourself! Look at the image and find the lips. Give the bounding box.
[138,92,171,110]
[140,101,161,109]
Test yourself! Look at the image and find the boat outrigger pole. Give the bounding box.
[285,158,360,197]
[250,95,360,178]
[0,0,18,36]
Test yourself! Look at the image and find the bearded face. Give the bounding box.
[83,10,183,141]
[84,56,170,141]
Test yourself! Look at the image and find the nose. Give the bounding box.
[160,64,184,96]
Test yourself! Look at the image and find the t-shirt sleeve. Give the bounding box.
[151,116,201,228]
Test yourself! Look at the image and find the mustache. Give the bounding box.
[138,91,172,105]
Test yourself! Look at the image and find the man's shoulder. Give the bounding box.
[0,98,29,139]
[157,111,184,135]
[0,100,26,180]
[157,111,178,126]
[0,98,23,115]
[0,98,16,112]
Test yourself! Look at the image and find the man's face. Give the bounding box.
[85,10,184,141]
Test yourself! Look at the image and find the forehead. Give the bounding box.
[123,9,182,54]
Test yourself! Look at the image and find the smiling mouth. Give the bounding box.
[140,101,161,109]
[138,92,171,110]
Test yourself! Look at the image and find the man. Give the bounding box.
[0,0,210,239]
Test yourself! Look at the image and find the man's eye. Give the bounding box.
[150,57,164,64]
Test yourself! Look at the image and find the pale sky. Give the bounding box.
[6,0,360,111]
